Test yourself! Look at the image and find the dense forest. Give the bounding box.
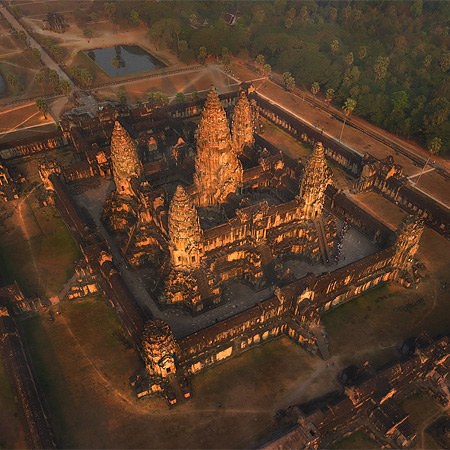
[89,1,448,152]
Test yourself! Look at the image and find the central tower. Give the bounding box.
[194,88,243,206]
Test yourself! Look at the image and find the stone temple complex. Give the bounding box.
[14,83,439,414]
[102,88,339,313]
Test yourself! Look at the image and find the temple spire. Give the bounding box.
[231,90,254,154]
[168,185,202,270]
[110,120,143,196]
[194,88,243,206]
[298,142,332,219]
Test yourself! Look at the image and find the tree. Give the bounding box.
[59,79,72,95]
[339,98,357,141]
[175,92,186,103]
[282,72,295,91]
[373,56,390,81]
[116,88,127,104]
[415,137,442,185]
[330,39,340,55]
[262,63,272,77]
[328,6,338,22]
[311,81,320,96]
[358,46,367,60]
[31,47,41,63]
[439,53,450,72]
[285,7,296,28]
[255,54,265,68]
[424,54,432,69]
[104,2,116,21]
[198,46,207,64]
[36,97,49,119]
[147,91,169,107]
[391,91,409,113]
[344,52,354,67]
[326,88,335,102]
[129,10,140,26]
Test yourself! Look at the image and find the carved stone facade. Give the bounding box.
[194,88,243,206]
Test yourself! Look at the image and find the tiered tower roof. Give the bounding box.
[168,185,202,270]
[110,120,143,196]
[231,90,254,154]
[194,88,243,206]
[298,142,332,219]
[392,215,424,268]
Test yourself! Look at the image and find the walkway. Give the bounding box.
[0,4,73,85]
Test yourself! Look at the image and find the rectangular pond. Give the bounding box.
[83,45,166,77]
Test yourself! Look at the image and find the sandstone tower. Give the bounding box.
[392,215,424,270]
[194,88,243,206]
[231,90,254,154]
[110,120,143,196]
[141,320,180,379]
[168,185,203,271]
[298,142,332,219]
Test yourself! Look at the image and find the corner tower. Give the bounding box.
[110,120,143,196]
[168,185,203,270]
[392,215,424,270]
[298,142,332,220]
[194,88,243,206]
[231,90,254,154]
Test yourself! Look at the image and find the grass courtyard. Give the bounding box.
[14,297,338,449]
[0,357,28,448]
[0,200,80,298]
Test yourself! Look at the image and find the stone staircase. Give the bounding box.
[314,218,331,264]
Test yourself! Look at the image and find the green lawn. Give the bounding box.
[18,298,141,447]
[0,358,28,449]
[402,392,443,449]
[261,119,312,160]
[331,430,379,449]
[0,204,80,298]
[323,279,450,368]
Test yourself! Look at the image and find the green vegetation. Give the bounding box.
[90,0,448,151]
[0,358,26,448]
[41,36,67,63]
[0,63,23,96]
[18,299,140,447]
[331,430,379,449]
[0,204,80,298]
[35,97,49,118]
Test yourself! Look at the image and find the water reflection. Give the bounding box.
[83,45,165,77]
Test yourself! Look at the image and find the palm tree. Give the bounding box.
[339,98,357,141]
[311,82,320,96]
[36,97,49,119]
[414,137,442,185]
